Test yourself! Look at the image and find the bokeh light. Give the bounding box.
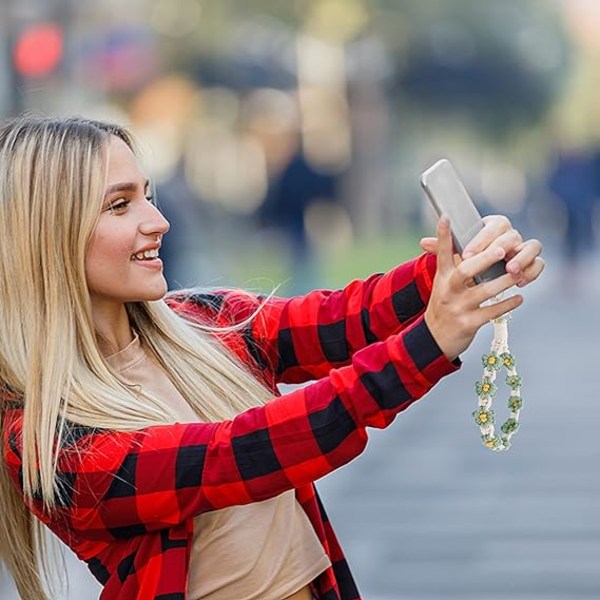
[13,23,63,78]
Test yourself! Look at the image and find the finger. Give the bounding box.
[419,237,465,270]
[516,256,545,288]
[436,216,455,273]
[471,272,520,305]
[453,244,506,284]
[419,237,438,254]
[463,215,511,258]
[505,238,543,277]
[485,228,523,262]
[477,293,523,324]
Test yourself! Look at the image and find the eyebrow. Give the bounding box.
[104,179,150,198]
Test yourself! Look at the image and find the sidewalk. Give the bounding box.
[317,251,600,599]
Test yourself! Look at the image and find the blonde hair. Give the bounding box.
[0,115,272,599]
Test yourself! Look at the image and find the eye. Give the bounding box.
[145,184,156,204]
[108,199,130,213]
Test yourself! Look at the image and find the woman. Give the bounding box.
[0,115,543,600]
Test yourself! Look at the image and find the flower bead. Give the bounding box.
[482,353,502,371]
[473,409,495,427]
[508,395,523,412]
[476,377,497,398]
[500,352,516,369]
[505,374,523,391]
[501,418,520,435]
[481,434,505,450]
[481,434,495,449]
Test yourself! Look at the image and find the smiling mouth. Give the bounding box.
[131,249,159,261]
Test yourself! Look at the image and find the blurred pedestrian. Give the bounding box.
[547,147,598,278]
[258,143,339,293]
[246,88,343,295]
[0,115,543,600]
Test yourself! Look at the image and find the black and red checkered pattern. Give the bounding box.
[2,252,459,599]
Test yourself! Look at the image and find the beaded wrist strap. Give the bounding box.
[473,298,523,452]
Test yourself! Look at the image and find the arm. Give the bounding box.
[255,253,438,383]
[169,252,437,384]
[4,317,456,542]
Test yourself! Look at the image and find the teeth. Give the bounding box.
[132,249,159,260]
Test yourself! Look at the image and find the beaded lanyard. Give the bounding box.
[472,295,523,452]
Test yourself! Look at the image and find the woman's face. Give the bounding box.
[85,135,170,312]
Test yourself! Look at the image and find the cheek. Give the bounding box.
[86,230,132,273]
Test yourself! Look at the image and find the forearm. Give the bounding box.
[259,252,438,384]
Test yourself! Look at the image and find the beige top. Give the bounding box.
[106,335,330,600]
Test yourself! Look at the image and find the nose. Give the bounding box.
[139,202,170,238]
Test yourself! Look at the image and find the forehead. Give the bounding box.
[105,135,145,186]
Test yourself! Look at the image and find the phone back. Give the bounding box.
[420,158,506,282]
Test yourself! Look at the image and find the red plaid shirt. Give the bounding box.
[2,253,458,599]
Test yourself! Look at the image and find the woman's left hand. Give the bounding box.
[420,214,545,288]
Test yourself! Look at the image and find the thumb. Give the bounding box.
[436,216,455,273]
[420,236,438,254]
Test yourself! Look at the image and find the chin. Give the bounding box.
[146,286,168,301]
[131,284,168,303]
[144,274,168,298]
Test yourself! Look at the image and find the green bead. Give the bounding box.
[481,434,503,450]
[501,418,520,434]
[500,352,516,369]
[473,409,495,427]
[508,396,523,412]
[482,353,502,371]
[476,377,497,398]
[505,374,523,390]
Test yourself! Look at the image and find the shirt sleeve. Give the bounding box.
[4,315,458,543]
[171,252,438,384]
[255,252,437,383]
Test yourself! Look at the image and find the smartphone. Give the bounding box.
[420,158,506,283]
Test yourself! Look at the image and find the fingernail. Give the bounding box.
[462,250,473,259]
[495,247,505,259]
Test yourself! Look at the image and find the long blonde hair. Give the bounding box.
[0,115,273,599]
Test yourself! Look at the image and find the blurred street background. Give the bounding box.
[1,0,599,598]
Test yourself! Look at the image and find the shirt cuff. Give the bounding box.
[399,315,461,389]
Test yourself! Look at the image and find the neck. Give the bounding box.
[92,302,135,356]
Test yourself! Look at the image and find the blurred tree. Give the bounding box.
[143,0,569,140]
[373,0,571,139]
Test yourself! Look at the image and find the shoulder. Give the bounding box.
[2,404,101,467]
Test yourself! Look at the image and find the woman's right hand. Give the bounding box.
[423,217,524,361]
